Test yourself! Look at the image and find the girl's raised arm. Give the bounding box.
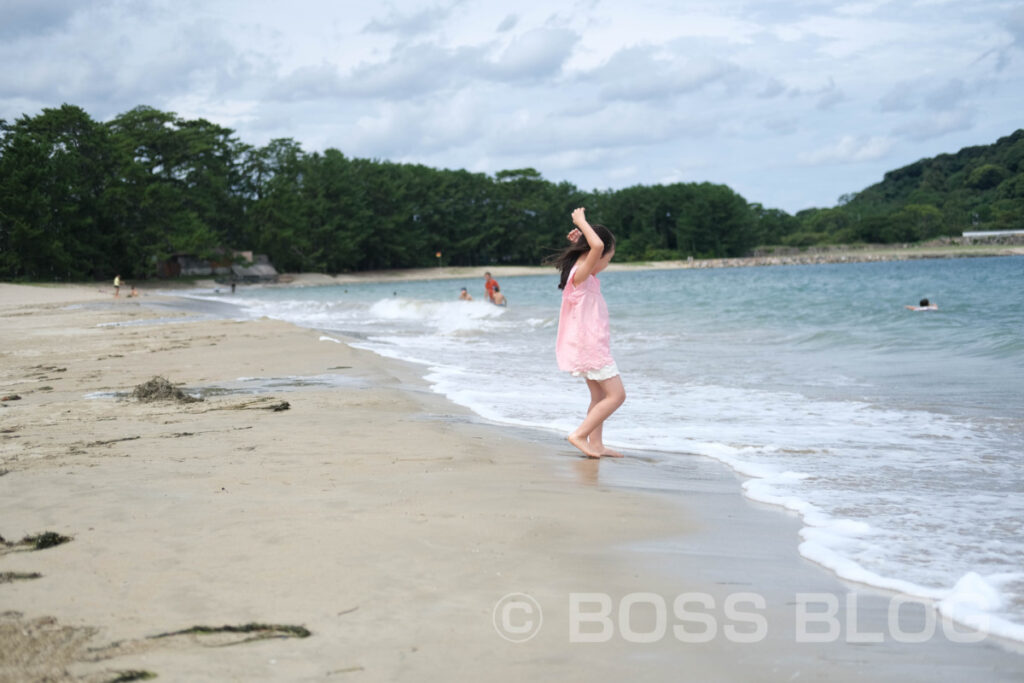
[570,207,604,287]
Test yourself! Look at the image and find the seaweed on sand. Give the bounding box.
[131,376,202,404]
[106,671,157,682]
[148,622,311,646]
[0,531,72,551]
[23,531,71,550]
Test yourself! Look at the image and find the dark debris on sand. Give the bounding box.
[131,376,202,404]
[149,622,311,644]
[1,531,72,552]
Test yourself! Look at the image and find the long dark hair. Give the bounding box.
[546,223,616,289]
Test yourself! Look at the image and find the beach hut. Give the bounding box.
[231,254,278,283]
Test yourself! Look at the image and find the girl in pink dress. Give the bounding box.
[551,207,625,458]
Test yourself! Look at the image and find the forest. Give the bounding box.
[1,103,1021,280]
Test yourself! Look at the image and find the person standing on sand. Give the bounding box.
[113,274,122,297]
[483,271,498,303]
[549,207,625,459]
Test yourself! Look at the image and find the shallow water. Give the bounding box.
[187,255,1024,642]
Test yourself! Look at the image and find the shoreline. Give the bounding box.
[8,242,1022,293]
[1,283,1022,681]
[247,243,1024,288]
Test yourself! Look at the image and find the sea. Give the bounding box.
[183,255,1024,643]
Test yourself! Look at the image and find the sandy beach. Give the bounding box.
[1,282,1022,682]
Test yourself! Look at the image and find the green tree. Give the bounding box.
[242,138,315,272]
[749,203,800,246]
[680,183,756,257]
[0,104,118,279]
[966,164,1011,190]
[888,204,943,241]
[105,106,228,274]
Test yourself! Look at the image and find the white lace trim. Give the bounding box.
[571,362,619,381]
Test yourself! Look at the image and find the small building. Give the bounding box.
[962,230,1024,239]
[155,253,231,278]
[231,253,278,283]
[156,250,277,282]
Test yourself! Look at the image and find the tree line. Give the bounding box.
[1,104,1018,281]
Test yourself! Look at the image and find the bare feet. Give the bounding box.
[568,434,601,458]
[589,440,624,457]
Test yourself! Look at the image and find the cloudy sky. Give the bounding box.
[2,0,1022,212]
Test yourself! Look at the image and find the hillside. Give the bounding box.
[788,130,1024,246]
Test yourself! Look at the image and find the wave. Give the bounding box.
[367,297,504,334]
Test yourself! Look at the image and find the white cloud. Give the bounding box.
[786,15,913,59]
[893,108,975,141]
[757,78,785,98]
[834,1,888,16]
[0,0,81,38]
[815,77,846,110]
[486,27,578,80]
[924,78,968,111]
[799,135,896,165]
[584,46,743,102]
[362,3,454,35]
[878,81,918,112]
[496,13,518,33]
[1009,6,1024,48]
[0,0,1021,213]
[762,117,798,135]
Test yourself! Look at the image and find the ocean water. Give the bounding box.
[187,256,1024,642]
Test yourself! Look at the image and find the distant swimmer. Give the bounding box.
[905,298,938,311]
[492,285,507,306]
[459,287,473,301]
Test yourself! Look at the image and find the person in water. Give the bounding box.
[459,287,473,301]
[549,207,625,459]
[483,272,499,303]
[905,298,938,311]
[492,285,506,306]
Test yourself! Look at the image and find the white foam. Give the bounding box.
[368,298,502,334]
[936,573,1024,642]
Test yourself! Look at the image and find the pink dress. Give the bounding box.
[556,264,615,375]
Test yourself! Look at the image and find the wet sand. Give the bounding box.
[1,283,1021,682]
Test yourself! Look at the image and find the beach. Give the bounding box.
[1,281,1022,682]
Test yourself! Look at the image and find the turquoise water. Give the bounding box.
[192,255,1024,641]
